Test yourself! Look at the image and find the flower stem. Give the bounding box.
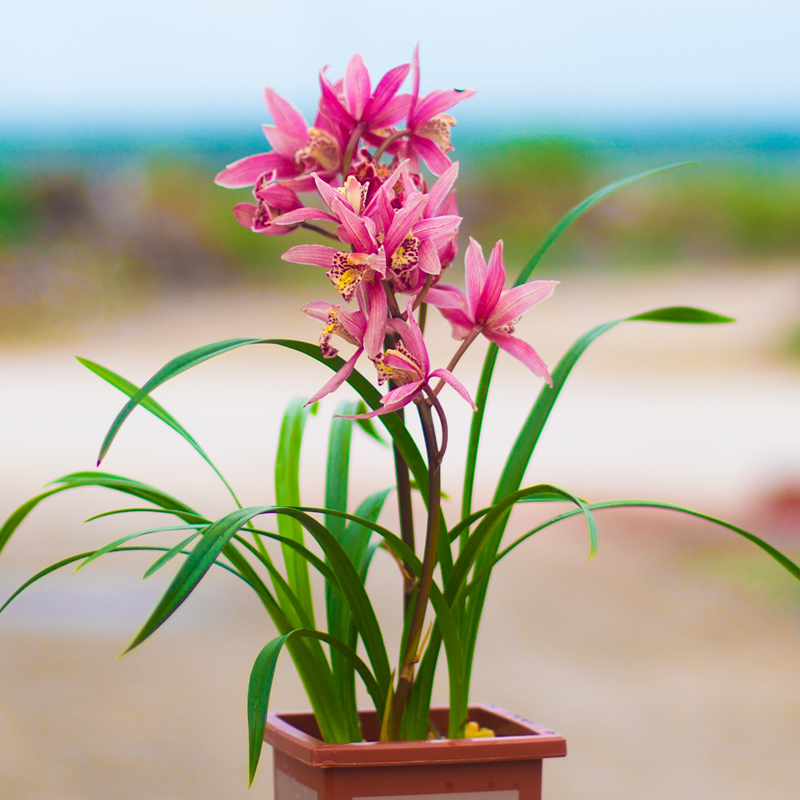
[387,388,445,739]
[393,429,416,614]
[301,222,340,241]
[374,128,410,162]
[342,123,366,178]
[432,328,482,395]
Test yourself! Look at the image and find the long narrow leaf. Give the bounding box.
[275,398,315,627]
[95,339,430,506]
[462,308,737,693]
[74,524,205,572]
[489,500,800,584]
[77,357,242,506]
[247,628,383,785]
[143,532,203,578]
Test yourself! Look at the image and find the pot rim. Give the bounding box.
[264,704,567,767]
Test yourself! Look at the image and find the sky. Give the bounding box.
[2,0,800,132]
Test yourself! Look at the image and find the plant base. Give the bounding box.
[265,705,566,800]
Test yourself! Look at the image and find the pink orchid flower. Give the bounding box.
[215,87,340,189]
[231,170,304,236]
[318,54,411,149]
[439,239,558,384]
[302,302,368,405]
[347,301,476,419]
[402,46,476,176]
[367,163,462,292]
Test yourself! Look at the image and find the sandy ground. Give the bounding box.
[0,265,799,799]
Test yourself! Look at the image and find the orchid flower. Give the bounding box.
[231,171,304,236]
[347,301,476,419]
[439,238,558,384]
[402,46,476,176]
[302,302,368,405]
[318,54,411,165]
[215,87,340,189]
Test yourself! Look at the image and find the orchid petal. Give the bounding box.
[384,351,422,374]
[370,94,412,130]
[425,284,466,310]
[339,397,412,420]
[424,161,459,216]
[281,245,339,269]
[301,301,331,323]
[488,281,559,330]
[407,44,421,124]
[438,308,474,340]
[418,238,441,275]
[307,347,364,405]
[475,240,506,323]
[338,307,367,341]
[413,215,461,242]
[484,333,552,386]
[382,380,424,405]
[384,192,426,257]
[412,88,477,128]
[215,153,288,188]
[464,237,487,320]
[273,207,338,226]
[262,125,305,159]
[364,281,387,358]
[401,299,429,372]
[364,63,410,124]
[254,182,303,211]
[263,87,309,147]
[439,188,458,217]
[410,133,453,177]
[344,53,371,120]
[319,67,354,128]
[429,368,477,410]
[232,203,257,229]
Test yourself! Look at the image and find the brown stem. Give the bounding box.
[393,432,416,614]
[432,328,482,395]
[342,123,366,178]
[412,275,435,311]
[418,302,428,336]
[387,390,444,739]
[301,222,339,241]
[383,280,404,319]
[374,128,411,162]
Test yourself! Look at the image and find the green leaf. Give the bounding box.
[247,628,383,785]
[143,532,203,578]
[124,506,393,705]
[0,473,202,560]
[85,507,209,525]
[296,506,466,738]
[96,339,429,503]
[74,524,205,572]
[475,499,800,593]
[77,357,242,506]
[462,306,734,701]
[275,398,315,627]
[97,338,266,464]
[628,306,736,324]
[324,402,372,740]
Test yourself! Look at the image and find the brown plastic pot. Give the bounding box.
[265,705,566,800]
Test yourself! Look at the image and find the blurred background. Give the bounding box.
[1,1,799,798]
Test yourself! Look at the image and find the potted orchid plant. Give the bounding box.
[2,47,799,798]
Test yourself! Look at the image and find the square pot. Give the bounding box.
[265,705,566,800]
